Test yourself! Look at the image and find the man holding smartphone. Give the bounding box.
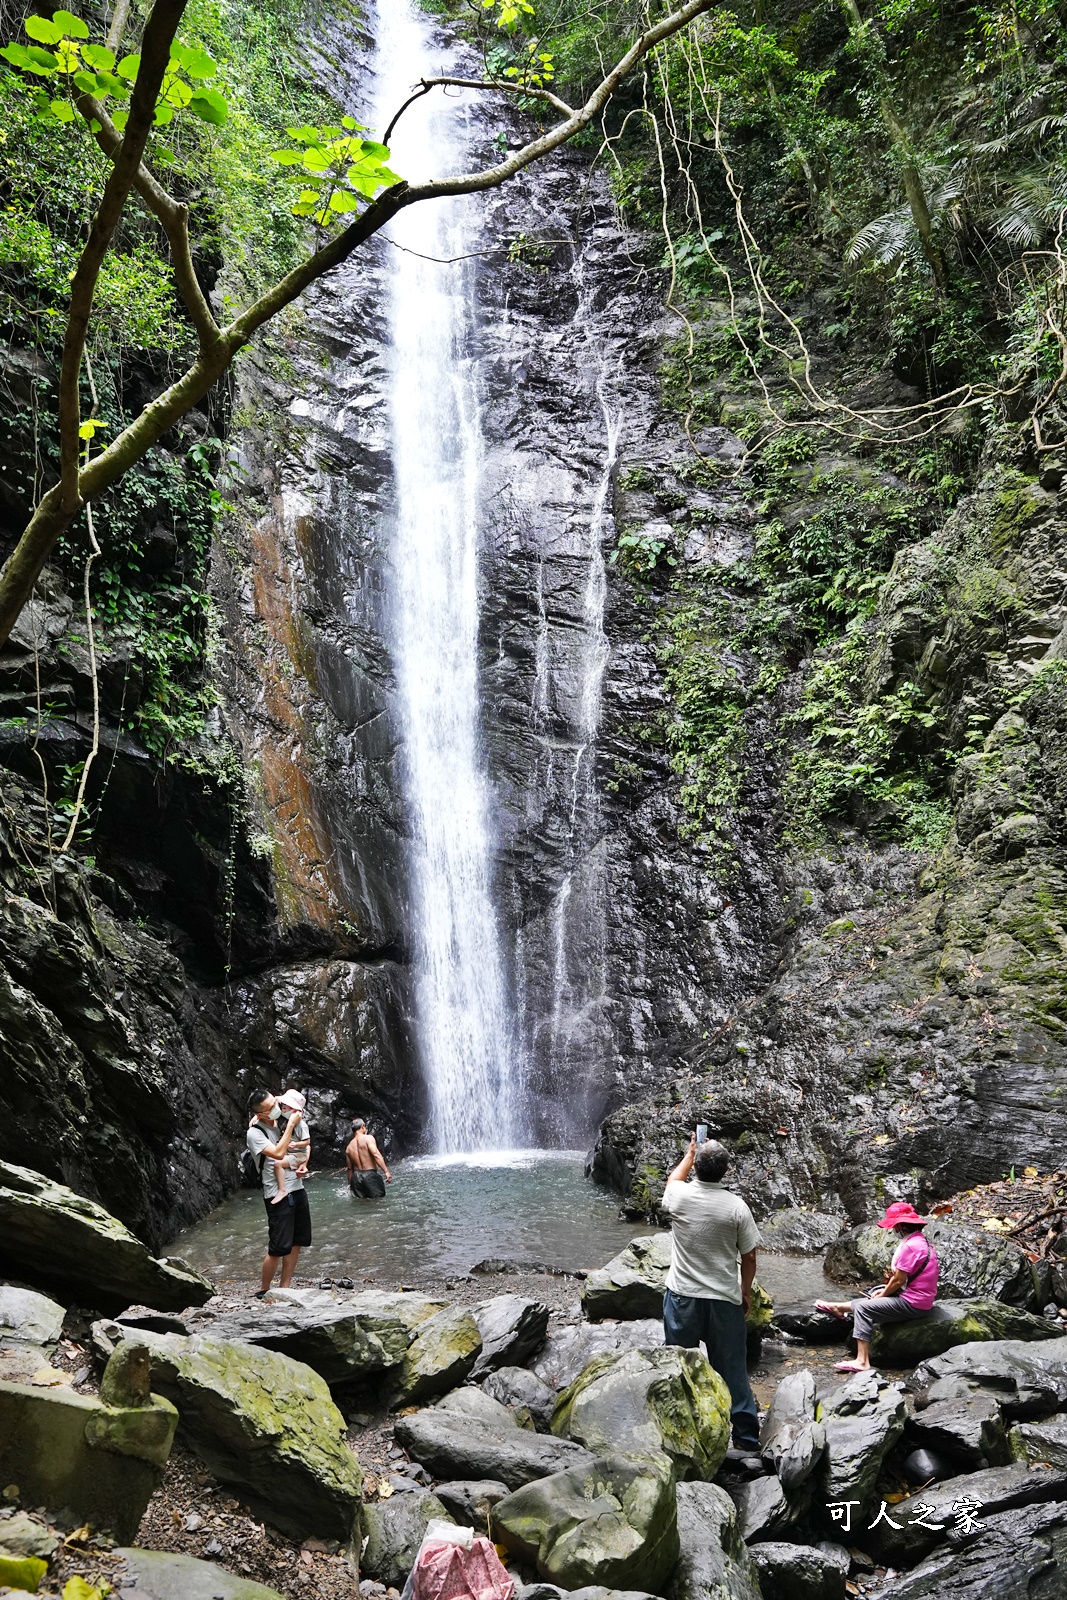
[662,1132,763,1460]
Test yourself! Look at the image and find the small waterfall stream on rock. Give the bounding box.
[373,1,517,1154]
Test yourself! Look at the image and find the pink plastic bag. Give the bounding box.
[407,1526,514,1600]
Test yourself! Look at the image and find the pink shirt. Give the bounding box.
[894,1233,939,1310]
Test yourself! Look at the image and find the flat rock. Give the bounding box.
[909,1336,1067,1418]
[199,1300,415,1384]
[107,1327,362,1542]
[870,1497,1067,1596]
[867,1460,1067,1566]
[1009,1414,1067,1468]
[750,1541,850,1600]
[493,1450,679,1592]
[531,1319,666,1390]
[826,1222,1037,1308]
[361,1489,453,1587]
[666,1480,762,1600]
[395,1405,595,1490]
[758,1211,845,1255]
[435,1386,518,1429]
[905,1391,1007,1470]
[433,1478,509,1533]
[116,1548,286,1599]
[470,1295,550,1376]
[771,1305,850,1345]
[760,1370,826,1489]
[0,1511,59,1560]
[0,1162,213,1314]
[819,1370,906,1514]
[481,1365,556,1429]
[871,1300,1061,1365]
[551,1346,731,1480]
[390,1305,482,1406]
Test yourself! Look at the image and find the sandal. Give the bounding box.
[834,1360,871,1373]
[814,1301,848,1320]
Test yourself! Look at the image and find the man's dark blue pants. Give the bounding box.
[663,1288,760,1450]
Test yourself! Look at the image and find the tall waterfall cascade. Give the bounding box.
[373,1,517,1153]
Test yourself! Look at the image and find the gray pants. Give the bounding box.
[851,1294,928,1343]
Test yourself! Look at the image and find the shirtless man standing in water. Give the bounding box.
[346,1119,393,1199]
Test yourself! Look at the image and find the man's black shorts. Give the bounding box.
[264,1189,312,1257]
[350,1169,387,1199]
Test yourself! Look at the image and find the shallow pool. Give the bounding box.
[170,1150,839,1303]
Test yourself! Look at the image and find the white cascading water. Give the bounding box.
[373,1,517,1153]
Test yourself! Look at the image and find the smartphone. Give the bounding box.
[696,1124,708,1145]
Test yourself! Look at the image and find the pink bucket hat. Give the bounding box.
[277,1089,306,1113]
[876,1201,928,1228]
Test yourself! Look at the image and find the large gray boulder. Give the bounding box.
[481,1364,557,1430]
[872,1499,1067,1598]
[760,1370,826,1489]
[909,1336,1067,1417]
[101,1327,362,1543]
[395,1403,595,1490]
[1009,1415,1067,1468]
[729,1474,799,1543]
[581,1236,673,1321]
[361,1490,454,1586]
[0,1285,65,1383]
[202,1298,416,1384]
[758,1210,844,1255]
[532,1319,665,1390]
[0,1162,213,1314]
[666,1480,762,1600]
[470,1295,550,1376]
[750,1541,850,1600]
[551,1347,732,1481]
[819,1370,906,1514]
[826,1221,1038,1307]
[115,1549,286,1599]
[871,1300,1061,1365]
[115,1548,286,1600]
[905,1390,1008,1470]
[434,1479,510,1533]
[771,1305,850,1345]
[867,1460,1067,1567]
[390,1305,482,1406]
[492,1451,679,1592]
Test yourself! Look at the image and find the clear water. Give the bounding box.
[374,0,517,1152]
[170,1153,837,1304]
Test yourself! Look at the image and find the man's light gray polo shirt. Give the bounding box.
[662,1179,762,1302]
[247,1115,305,1201]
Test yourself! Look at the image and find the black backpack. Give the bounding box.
[239,1129,270,1187]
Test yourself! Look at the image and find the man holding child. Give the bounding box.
[246,1088,313,1297]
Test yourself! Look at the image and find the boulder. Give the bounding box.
[361,1490,454,1587]
[532,1319,665,1390]
[0,1162,213,1314]
[904,1391,1008,1470]
[0,1511,59,1561]
[433,1479,510,1534]
[435,1386,518,1429]
[771,1305,850,1345]
[103,1328,361,1543]
[0,1285,66,1383]
[1009,1414,1067,1468]
[871,1499,1067,1599]
[758,1211,844,1255]
[470,1296,551,1376]
[481,1365,556,1430]
[551,1346,731,1480]
[871,1300,1061,1365]
[390,1306,482,1406]
[492,1451,679,1592]
[0,1364,177,1541]
[396,1404,595,1490]
[760,1370,826,1489]
[729,1474,797,1543]
[516,1589,661,1600]
[825,1221,1037,1308]
[200,1298,417,1385]
[666,1480,762,1600]
[909,1335,1067,1418]
[866,1460,1067,1567]
[580,1237,773,1339]
[750,1541,850,1600]
[819,1370,906,1514]
[115,1548,287,1599]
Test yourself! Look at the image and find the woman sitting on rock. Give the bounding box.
[815,1202,939,1373]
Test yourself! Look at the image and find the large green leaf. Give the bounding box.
[51,9,90,38]
[49,96,76,120]
[269,148,304,164]
[0,42,35,67]
[189,87,227,124]
[329,188,361,212]
[24,16,61,43]
[115,52,140,81]
[22,44,60,74]
[172,43,216,78]
[81,43,116,70]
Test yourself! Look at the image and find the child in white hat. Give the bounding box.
[270,1090,311,1205]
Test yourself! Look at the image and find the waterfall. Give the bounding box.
[373,2,517,1154]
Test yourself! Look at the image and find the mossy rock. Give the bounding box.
[870,1300,1061,1365]
[582,1235,773,1334]
[389,1306,482,1407]
[551,1346,731,1481]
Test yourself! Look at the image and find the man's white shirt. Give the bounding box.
[662,1179,762,1301]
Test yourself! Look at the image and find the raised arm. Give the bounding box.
[666,1133,697,1188]
[258,1112,301,1161]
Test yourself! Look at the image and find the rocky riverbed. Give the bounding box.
[4,1158,1067,1600]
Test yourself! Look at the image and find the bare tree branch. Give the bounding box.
[384,76,576,144]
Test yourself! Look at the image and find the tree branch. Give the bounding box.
[58,0,189,507]
[384,75,575,144]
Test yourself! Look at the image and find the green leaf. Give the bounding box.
[188,86,226,123]
[0,42,34,67]
[72,69,97,92]
[297,188,320,202]
[153,101,174,124]
[172,43,216,78]
[300,147,332,173]
[49,95,75,120]
[357,138,390,160]
[329,188,360,212]
[291,200,318,215]
[20,44,61,74]
[52,9,90,38]
[81,42,115,69]
[78,419,107,438]
[269,148,303,164]
[286,123,323,143]
[24,16,61,43]
[115,52,140,81]
[340,115,364,131]
[162,75,192,107]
